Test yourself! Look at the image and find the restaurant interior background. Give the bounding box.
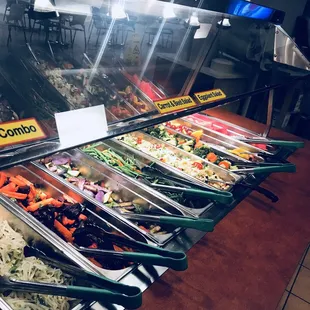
[0,1,308,310]
[0,0,310,139]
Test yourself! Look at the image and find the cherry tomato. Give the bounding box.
[192,162,203,169]
[137,137,142,144]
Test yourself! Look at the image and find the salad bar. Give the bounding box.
[0,15,307,309]
[0,103,302,309]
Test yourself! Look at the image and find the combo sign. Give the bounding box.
[0,118,46,147]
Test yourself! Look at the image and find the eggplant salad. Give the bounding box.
[40,155,170,235]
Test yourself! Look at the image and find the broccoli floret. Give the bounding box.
[133,204,145,214]
[193,146,210,158]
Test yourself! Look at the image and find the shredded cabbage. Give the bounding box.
[0,220,71,310]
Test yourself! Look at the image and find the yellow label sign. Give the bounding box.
[194,89,226,105]
[154,95,196,114]
[0,118,46,147]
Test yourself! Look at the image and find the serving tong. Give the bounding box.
[73,224,188,271]
[142,165,279,203]
[226,160,296,174]
[141,166,234,204]
[237,137,304,149]
[0,246,142,309]
[122,209,214,232]
[116,198,215,232]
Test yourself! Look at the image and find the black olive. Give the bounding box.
[96,257,126,270]
[33,206,56,228]
[73,224,114,250]
[19,198,29,206]
[73,229,98,247]
[33,183,44,189]
[17,185,30,195]
[62,203,83,219]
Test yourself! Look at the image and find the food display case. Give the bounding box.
[0,0,309,309]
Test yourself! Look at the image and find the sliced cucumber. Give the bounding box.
[67,170,80,177]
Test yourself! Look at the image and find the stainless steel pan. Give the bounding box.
[33,150,201,245]
[1,165,153,280]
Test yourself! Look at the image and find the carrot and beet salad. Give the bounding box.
[0,172,88,240]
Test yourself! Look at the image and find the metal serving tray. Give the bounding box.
[58,54,140,120]
[0,298,12,310]
[21,49,118,123]
[0,195,93,310]
[105,69,157,113]
[2,164,152,281]
[80,142,214,217]
[184,114,277,154]
[0,59,58,148]
[117,59,167,100]
[171,118,271,160]
[164,124,257,162]
[113,132,242,191]
[203,114,280,153]
[34,149,193,245]
[121,70,167,101]
[148,124,251,165]
[2,52,66,116]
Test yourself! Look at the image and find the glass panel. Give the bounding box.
[192,14,310,99]
[274,26,310,71]
[0,0,308,160]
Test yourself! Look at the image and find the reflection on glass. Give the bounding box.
[0,0,308,155]
[162,4,176,19]
[110,2,127,20]
[186,12,200,26]
[228,0,274,20]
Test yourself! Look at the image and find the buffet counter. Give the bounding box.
[140,108,310,310]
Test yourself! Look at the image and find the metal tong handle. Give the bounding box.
[78,233,187,271]
[238,182,279,203]
[83,53,94,68]
[26,43,40,64]
[123,213,214,232]
[239,138,304,148]
[143,166,233,192]
[24,246,141,298]
[235,163,296,174]
[4,277,142,308]
[149,183,233,204]
[78,247,187,271]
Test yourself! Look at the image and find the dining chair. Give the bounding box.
[3,0,16,21]
[88,7,108,46]
[61,14,87,51]
[142,25,173,48]
[6,3,28,46]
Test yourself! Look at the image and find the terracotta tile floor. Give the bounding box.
[277,244,310,310]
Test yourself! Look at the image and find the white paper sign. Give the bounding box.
[55,105,108,148]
